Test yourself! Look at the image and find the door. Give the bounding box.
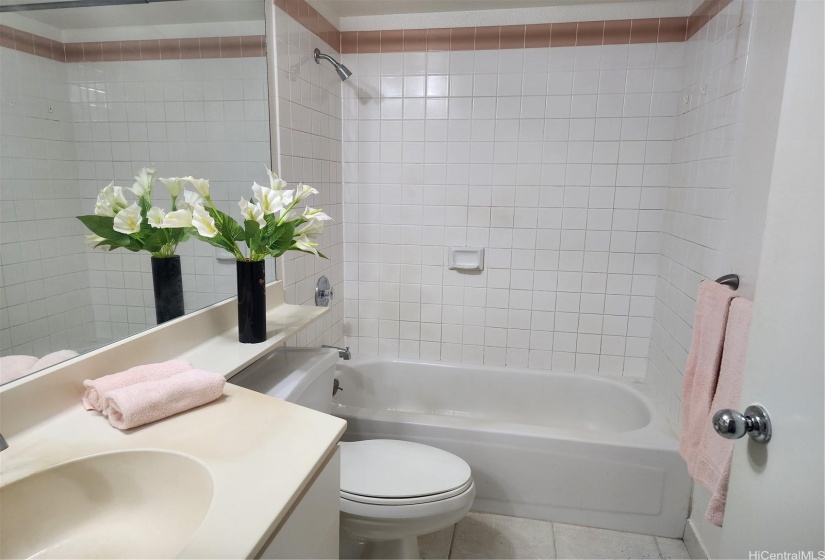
[718,1,824,556]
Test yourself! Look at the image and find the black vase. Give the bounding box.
[237,260,266,343]
[151,256,185,324]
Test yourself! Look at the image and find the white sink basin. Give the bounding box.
[1,450,214,559]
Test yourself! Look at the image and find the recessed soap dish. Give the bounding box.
[448,247,484,271]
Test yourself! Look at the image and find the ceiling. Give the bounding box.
[0,0,264,30]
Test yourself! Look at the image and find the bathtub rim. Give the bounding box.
[332,355,679,451]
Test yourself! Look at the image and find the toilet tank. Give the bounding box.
[229,348,339,413]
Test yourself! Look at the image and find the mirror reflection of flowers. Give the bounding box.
[190,168,331,262]
[78,167,203,258]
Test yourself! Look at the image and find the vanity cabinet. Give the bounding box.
[259,447,341,559]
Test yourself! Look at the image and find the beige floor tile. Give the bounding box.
[656,537,691,559]
[553,523,661,560]
[420,525,454,559]
[450,512,556,559]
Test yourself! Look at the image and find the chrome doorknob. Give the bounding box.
[712,404,771,443]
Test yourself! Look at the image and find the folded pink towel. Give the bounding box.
[82,359,192,411]
[0,355,38,384]
[679,281,739,474]
[29,349,79,373]
[104,369,226,430]
[695,297,752,526]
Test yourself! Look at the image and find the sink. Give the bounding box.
[1,450,214,559]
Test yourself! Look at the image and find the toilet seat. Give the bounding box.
[341,478,474,506]
[339,439,473,504]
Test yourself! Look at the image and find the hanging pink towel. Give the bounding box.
[103,369,226,430]
[82,359,192,411]
[696,297,752,526]
[679,281,738,475]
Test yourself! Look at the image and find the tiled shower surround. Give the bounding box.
[647,0,753,426]
[273,6,345,348]
[340,41,684,375]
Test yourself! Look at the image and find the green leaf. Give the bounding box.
[207,206,244,241]
[266,222,295,258]
[141,228,165,254]
[77,215,141,250]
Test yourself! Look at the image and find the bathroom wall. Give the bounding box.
[647,0,754,426]
[0,45,98,356]
[339,34,685,375]
[272,3,346,349]
[645,1,797,557]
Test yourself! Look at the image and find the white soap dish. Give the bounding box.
[448,247,485,271]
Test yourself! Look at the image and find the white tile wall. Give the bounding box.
[341,41,684,376]
[274,7,345,348]
[647,0,755,426]
[0,47,97,357]
[68,55,273,339]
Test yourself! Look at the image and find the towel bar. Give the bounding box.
[715,274,739,290]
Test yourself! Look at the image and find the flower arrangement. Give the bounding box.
[78,167,330,262]
[188,168,331,262]
[78,167,199,258]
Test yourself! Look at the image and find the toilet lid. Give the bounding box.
[339,440,472,500]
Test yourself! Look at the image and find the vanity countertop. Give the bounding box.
[1,383,346,558]
[0,280,346,558]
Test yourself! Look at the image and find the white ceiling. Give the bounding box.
[1,0,264,30]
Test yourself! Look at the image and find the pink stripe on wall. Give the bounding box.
[0,24,265,62]
[272,0,340,52]
[338,17,690,53]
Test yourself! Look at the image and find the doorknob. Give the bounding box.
[712,404,772,443]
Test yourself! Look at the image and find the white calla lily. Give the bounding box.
[131,167,157,197]
[238,197,266,227]
[266,166,288,191]
[294,183,318,203]
[192,205,218,238]
[94,182,128,217]
[302,206,332,222]
[162,209,193,228]
[293,234,319,256]
[147,207,166,228]
[296,218,325,240]
[251,182,287,216]
[159,177,184,198]
[112,203,143,234]
[184,176,210,198]
[176,189,203,211]
[84,234,107,250]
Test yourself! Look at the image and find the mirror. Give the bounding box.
[0,0,273,383]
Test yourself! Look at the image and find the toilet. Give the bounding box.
[230,348,475,559]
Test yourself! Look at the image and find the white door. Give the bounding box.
[718,1,824,557]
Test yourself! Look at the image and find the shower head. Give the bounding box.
[314,48,352,81]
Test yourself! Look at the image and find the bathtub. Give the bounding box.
[331,357,691,538]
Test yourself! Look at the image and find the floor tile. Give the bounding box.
[657,537,691,559]
[450,512,556,559]
[420,525,454,559]
[553,523,661,560]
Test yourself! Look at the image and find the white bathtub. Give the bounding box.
[331,357,691,538]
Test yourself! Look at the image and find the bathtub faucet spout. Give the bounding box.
[322,345,351,360]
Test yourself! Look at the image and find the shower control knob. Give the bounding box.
[712,404,771,443]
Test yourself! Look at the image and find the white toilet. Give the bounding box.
[230,348,475,559]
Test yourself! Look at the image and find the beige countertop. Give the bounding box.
[1,384,346,559]
[0,281,347,558]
